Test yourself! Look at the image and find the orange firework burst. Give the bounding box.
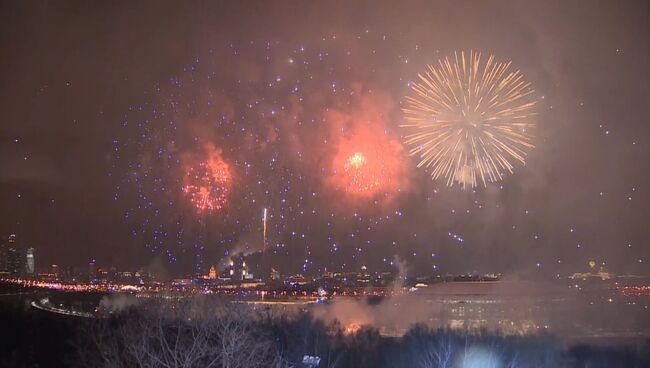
[326,93,409,202]
[183,151,231,212]
[343,151,383,193]
[331,125,404,198]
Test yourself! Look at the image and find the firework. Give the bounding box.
[262,207,267,251]
[330,120,407,200]
[402,50,537,188]
[344,152,381,192]
[343,151,384,194]
[183,155,231,212]
[111,38,412,267]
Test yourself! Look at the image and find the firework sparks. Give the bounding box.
[346,152,367,170]
[183,154,231,212]
[112,40,410,267]
[343,151,383,193]
[402,50,537,188]
[262,207,267,251]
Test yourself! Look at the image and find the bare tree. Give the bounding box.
[414,330,456,368]
[213,305,282,368]
[77,298,287,368]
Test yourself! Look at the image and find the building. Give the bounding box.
[4,234,22,276]
[568,261,614,281]
[51,264,60,278]
[223,257,250,281]
[286,274,308,286]
[0,242,8,273]
[356,265,371,285]
[25,247,35,275]
[7,247,22,275]
[88,259,97,282]
[269,268,281,281]
[240,260,249,279]
[208,266,217,280]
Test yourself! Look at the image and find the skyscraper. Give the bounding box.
[6,234,22,276]
[25,247,35,275]
[7,247,22,275]
[51,264,60,278]
[0,242,8,273]
[89,259,97,282]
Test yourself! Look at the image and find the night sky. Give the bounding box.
[1,1,648,276]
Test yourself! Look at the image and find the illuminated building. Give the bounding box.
[286,274,307,286]
[88,259,97,282]
[4,234,21,275]
[569,267,614,281]
[172,278,193,286]
[208,266,217,280]
[97,268,109,283]
[269,268,280,281]
[7,247,22,275]
[241,260,249,277]
[356,265,371,284]
[0,242,7,273]
[569,262,614,281]
[25,247,35,275]
[51,264,60,278]
[224,257,250,281]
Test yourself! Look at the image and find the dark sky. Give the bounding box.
[1,0,649,277]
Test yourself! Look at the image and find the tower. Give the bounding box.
[5,234,21,275]
[7,248,21,276]
[51,264,60,278]
[25,247,35,275]
[89,259,97,282]
[0,242,7,273]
